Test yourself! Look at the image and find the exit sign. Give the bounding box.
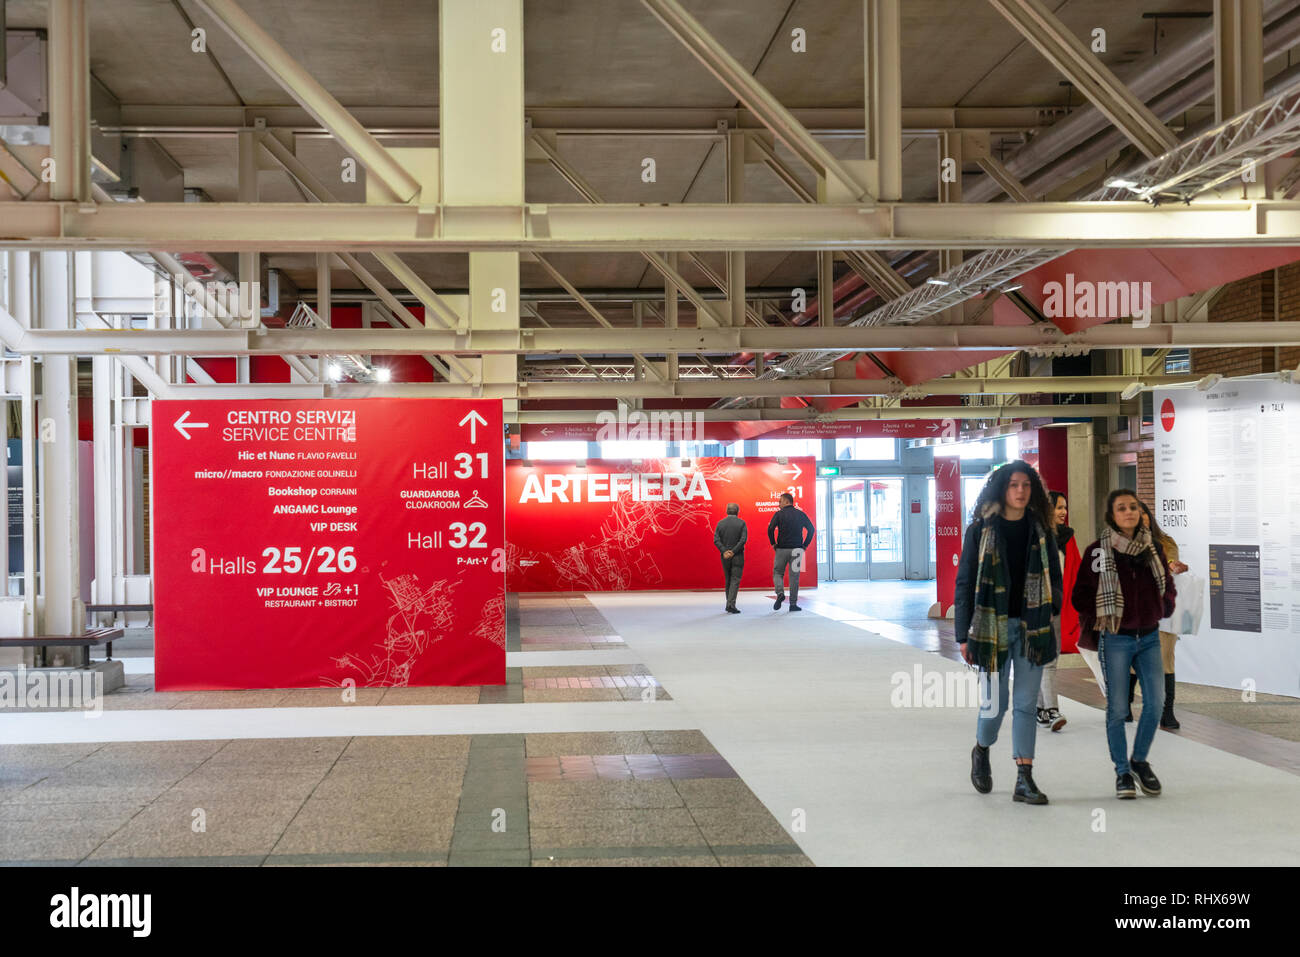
[817,465,841,477]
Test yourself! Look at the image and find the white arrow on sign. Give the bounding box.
[458,410,488,444]
[541,427,554,437]
[173,410,209,440]
[783,462,803,480]
[926,423,941,432]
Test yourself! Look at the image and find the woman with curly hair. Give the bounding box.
[954,461,1063,805]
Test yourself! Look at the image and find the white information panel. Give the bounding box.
[1154,380,1300,698]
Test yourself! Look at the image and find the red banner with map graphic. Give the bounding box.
[152,399,505,690]
[505,457,817,592]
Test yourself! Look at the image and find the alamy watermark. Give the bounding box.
[0,665,103,717]
[890,663,1000,716]
[184,279,261,327]
[595,407,706,443]
[1041,272,1153,328]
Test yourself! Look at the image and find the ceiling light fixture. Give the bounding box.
[1196,374,1222,391]
[926,278,951,286]
[1121,383,1144,400]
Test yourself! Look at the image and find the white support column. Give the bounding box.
[48,0,91,203]
[316,253,331,328]
[20,356,36,637]
[939,130,964,325]
[92,356,118,617]
[36,252,83,637]
[1215,0,1264,124]
[864,0,902,201]
[1216,0,1265,198]
[726,131,746,328]
[441,0,523,409]
[237,129,259,383]
[665,251,679,381]
[818,251,834,328]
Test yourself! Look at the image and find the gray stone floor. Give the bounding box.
[0,730,809,866]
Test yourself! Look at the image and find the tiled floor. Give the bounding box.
[0,730,808,867]
[8,582,1299,867]
[1,593,799,866]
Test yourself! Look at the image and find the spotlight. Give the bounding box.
[327,363,341,381]
[374,366,392,383]
[1195,374,1222,391]
[926,278,951,286]
[1120,383,1144,401]
[1105,177,1140,191]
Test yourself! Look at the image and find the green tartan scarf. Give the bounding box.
[968,504,1058,674]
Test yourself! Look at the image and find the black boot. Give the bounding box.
[970,744,992,794]
[1013,764,1048,805]
[1126,672,1137,722]
[1160,673,1180,730]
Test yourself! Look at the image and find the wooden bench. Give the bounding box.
[0,628,125,667]
[85,603,153,624]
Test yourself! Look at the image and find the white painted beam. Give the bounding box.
[6,317,1300,356]
[8,199,1300,249]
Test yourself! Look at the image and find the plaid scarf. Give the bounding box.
[1094,526,1167,634]
[968,504,1058,674]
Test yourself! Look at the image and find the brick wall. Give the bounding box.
[1137,448,1154,508]
[1193,268,1300,375]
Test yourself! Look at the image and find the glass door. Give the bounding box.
[829,478,870,579]
[867,479,904,579]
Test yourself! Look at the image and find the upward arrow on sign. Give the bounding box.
[459,410,488,444]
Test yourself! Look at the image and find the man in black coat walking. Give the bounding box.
[767,492,815,611]
[713,503,748,613]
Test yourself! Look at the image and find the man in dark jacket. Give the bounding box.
[767,492,815,611]
[713,503,748,613]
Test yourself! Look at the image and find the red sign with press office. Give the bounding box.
[151,399,505,690]
[933,454,963,616]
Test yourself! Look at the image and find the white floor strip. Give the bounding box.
[98,649,646,679]
[588,590,1300,867]
[0,700,697,745]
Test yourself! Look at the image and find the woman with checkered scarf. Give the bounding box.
[1072,489,1177,801]
[954,461,1063,806]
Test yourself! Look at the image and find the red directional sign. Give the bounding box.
[152,399,505,690]
[933,454,963,616]
[505,457,817,592]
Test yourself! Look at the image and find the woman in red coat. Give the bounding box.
[1036,491,1082,730]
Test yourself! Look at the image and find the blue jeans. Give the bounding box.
[975,620,1044,761]
[1100,630,1165,776]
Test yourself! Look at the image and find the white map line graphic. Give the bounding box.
[511,459,738,590]
[320,568,460,687]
